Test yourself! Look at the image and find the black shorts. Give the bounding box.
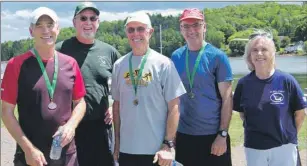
[175,132,232,166]
[118,152,159,166]
[75,119,113,166]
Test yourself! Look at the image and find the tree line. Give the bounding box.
[1,2,307,61]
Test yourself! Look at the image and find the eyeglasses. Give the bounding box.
[126,26,147,34]
[76,15,99,22]
[180,22,204,30]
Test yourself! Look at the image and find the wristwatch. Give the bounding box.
[163,140,175,148]
[218,130,228,138]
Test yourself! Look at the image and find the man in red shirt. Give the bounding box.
[1,7,86,166]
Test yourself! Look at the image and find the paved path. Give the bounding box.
[1,127,306,166]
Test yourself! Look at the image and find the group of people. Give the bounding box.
[1,2,306,166]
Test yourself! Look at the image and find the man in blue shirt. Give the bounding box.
[171,8,233,166]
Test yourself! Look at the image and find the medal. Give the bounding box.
[188,92,195,99]
[186,42,207,99]
[33,49,58,110]
[133,99,139,106]
[129,48,150,106]
[48,101,57,110]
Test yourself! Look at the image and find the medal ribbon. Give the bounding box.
[33,48,58,101]
[129,48,150,96]
[185,42,207,91]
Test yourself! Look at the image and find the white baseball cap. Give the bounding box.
[30,7,58,24]
[125,12,152,28]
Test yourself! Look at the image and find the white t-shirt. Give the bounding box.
[111,48,186,154]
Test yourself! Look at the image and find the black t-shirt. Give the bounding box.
[56,37,121,122]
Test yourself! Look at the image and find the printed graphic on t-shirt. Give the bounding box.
[270,90,285,104]
[123,69,152,87]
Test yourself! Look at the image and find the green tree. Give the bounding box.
[280,36,291,48]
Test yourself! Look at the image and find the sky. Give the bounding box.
[0,1,303,43]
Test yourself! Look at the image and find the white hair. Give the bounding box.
[243,29,276,71]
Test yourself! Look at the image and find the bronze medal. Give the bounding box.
[189,92,195,99]
[133,99,139,106]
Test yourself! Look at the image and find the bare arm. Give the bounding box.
[295,109,306,132]
[112,100,120,161]
[113,100,120,144]
[165,97,180,141]
[68,98,86,129]
[2,101,48,165]
[1,101,34,153]
[239,112,245,121]
[218,81,233,131]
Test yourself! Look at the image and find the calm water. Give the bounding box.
[230,56,307,90]
[230,56,307,74]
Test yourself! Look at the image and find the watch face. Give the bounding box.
[222,131,227,136]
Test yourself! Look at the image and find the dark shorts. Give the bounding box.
[175,132,232,166]
[14,150,78,166]
[75,118,113,166]
[118,152,159,166]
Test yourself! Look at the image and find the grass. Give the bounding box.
[229,112,307,150]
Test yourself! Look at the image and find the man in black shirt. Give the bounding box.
[56,2,121,166]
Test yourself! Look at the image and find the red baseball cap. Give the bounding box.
[179,8,204,21]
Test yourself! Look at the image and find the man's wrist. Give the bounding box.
[163,139,175,148]
[218,129,228,138]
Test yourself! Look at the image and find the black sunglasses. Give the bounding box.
[77,15,98,22]
[249,32,272,40]
[127,26,147,34]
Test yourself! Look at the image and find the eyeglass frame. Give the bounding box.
[180,22,205,30]
[248,31,273,40]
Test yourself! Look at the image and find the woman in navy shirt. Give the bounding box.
[233,29,306,166]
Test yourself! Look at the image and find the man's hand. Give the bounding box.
[153,145,174,166]
[24,147,48,166]
[53,124,75,147]
[104,108,113,125]
[211,135,227,156]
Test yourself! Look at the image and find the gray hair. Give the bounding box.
[243,29,276,71]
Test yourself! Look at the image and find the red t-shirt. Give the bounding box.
[1,50,85,161]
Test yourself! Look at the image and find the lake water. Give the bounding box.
[230,56,307,74]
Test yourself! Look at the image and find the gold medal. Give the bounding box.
[188,92,195,99]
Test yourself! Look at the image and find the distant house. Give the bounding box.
[284,41,304,53]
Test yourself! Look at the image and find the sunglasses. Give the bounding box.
[126,26,147,34]
[77,15,99,22]
[249,32,273,40]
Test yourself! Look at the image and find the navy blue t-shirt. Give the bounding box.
[233,70,307,150]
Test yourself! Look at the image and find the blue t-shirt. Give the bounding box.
[171,43,233,135]
[233,70,307,150]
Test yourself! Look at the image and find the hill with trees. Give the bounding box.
[1,2,306,61]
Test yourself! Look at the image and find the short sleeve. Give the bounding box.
[289,77,307,111]
[72,60,86,100]
[1,58,19,105]
[216,53,233,83]
[161,61,186,102]
[111,62,120,101]
[233,79,244,112]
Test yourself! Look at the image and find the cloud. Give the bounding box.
[1,8,182,42]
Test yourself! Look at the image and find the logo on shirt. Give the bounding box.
[98,56,108,67]
[270,91,284,104]
[124,69,152,87]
